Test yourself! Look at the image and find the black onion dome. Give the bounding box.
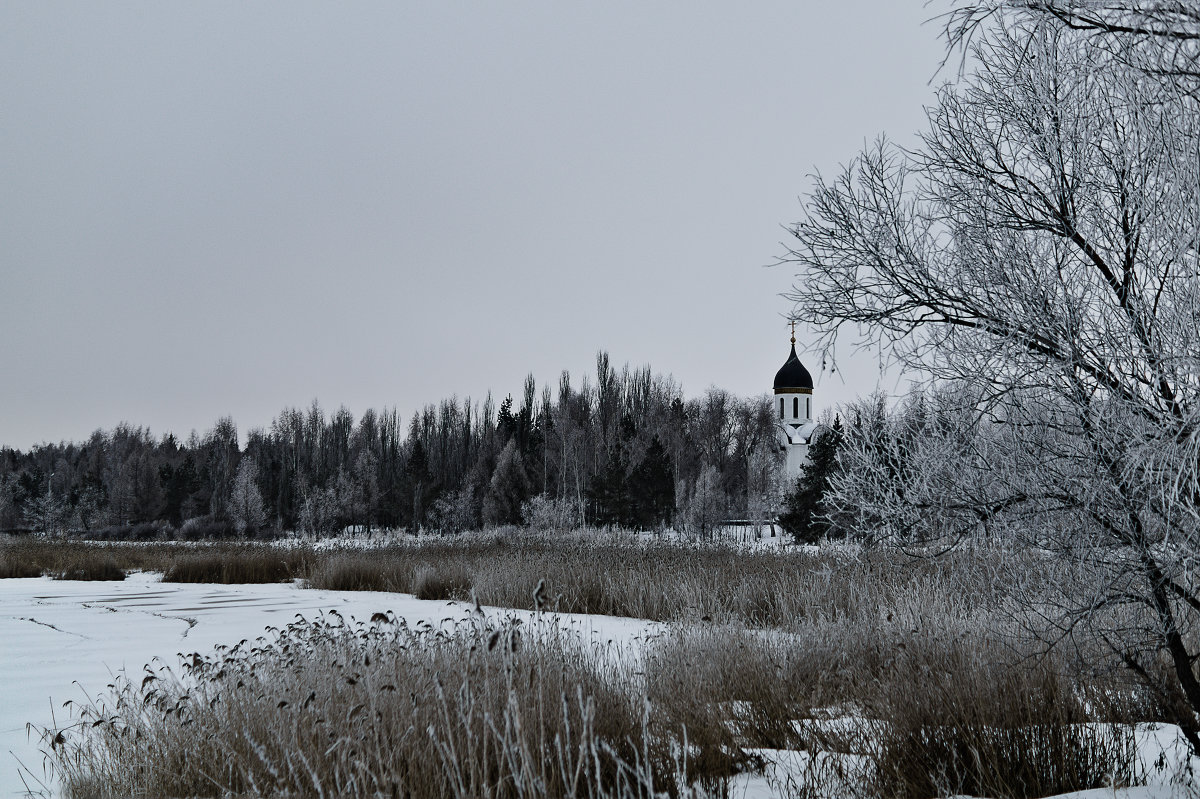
[773,344,813,390]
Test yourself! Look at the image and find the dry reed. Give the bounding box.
[26,531,1157,798]
[3,532,1050,631]
[161,547,311,584]
[42,615,693,799]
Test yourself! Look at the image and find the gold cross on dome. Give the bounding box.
[789,320,796,345]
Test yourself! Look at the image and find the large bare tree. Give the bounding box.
[783,6,1200,744]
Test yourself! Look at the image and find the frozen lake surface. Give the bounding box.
[0,573,658,798]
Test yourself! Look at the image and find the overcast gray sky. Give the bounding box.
[1,2,944,450]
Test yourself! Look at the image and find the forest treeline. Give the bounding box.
[0,353,783,537]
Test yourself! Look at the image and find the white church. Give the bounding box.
[774,329,817,481]
[714,331,821,541]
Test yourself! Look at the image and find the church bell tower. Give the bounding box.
[775,323,816,480]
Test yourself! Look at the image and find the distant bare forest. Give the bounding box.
[0,353,782,537]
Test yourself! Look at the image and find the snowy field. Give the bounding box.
[3,572,1199,799]
[0,573,658,798]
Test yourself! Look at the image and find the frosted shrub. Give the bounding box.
[427,486,479,533]
[521,494,584,532]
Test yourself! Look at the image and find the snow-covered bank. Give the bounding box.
[0,573,659,798]
[725,723,1200,799]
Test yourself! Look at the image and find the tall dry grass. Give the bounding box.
[50,556,126,581]
[867,647,1139,798]
[161,547,312,584]
[302,532,1046,629]
[0,536,309,585]
[25,530,1161,798]
[0,536,172,578]
[3,531,1051,629]
[0,543,43,578]
[645,619,1144,797]
[41,611,1147,799]
[42,615,695,799]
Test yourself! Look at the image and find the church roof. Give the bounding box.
[773,343,813,391]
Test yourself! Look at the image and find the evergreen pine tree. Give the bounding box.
[587,448,629,527]
[629,436,674,528]
[405,439,431,532]
[779,416,844,544]
[497,395,517,442]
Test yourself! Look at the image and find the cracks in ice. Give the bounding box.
[80,602,198,638]
[158,613,198,637]
[16,618,88,639]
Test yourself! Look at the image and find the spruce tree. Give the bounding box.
[779,416,844,544]
[587,448,629,527]
[405,440,430,532]
[497,395,517,442]
[629,436,674,528]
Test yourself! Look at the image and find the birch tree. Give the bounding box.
[783,7,1200,744]
[682,464,725,540]
[229,457,266,535]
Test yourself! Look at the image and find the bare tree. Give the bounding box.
[826,387,1025,546]
[943,1,1200,88]
[783,8,1200,745]
[0,474,20,531]
[23,491,67,537]
[298,487,338,537]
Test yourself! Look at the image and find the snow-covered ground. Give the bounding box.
[3,572,1198,799]
[0,573,659,798]
[730,729,1200,799]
